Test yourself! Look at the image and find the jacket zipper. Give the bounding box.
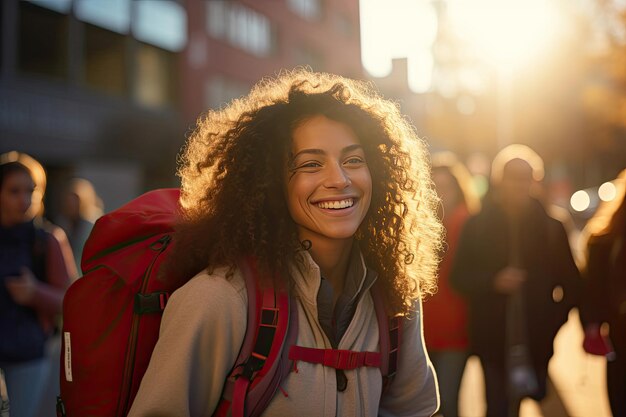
[117,235,171,416]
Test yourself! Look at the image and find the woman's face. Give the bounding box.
[0,171,34,227]
[285,115,372,245]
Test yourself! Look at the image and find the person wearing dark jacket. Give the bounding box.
[579,168,626,417]
[0,157,75,417]
[449,144,582,417]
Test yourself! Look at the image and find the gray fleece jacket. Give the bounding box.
[128,251,439,417]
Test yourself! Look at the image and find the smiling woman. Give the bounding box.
[286,116,373,294]
[170,70,443,311]
[128,69,444,417]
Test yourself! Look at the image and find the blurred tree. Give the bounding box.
[576,0,626,184]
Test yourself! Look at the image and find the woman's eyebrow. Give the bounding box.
[292,149,324,160]
[341,144,364,154]
[292,144,364,160]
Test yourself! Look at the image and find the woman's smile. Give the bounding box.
[314,197,355,210]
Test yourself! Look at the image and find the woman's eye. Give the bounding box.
[300,161,322,168]
[345,157,365,165]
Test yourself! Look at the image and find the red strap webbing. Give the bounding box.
[288,346,381,370]
[371,282,402,391]
[231,376,252,417]
[226,258,291,417]
[213,399,231,417]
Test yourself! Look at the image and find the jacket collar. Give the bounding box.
[290,243,378,306]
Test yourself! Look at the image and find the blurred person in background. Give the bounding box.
[579,168,626,417]
[0,152,76,273]
[56,178,103,274]
[449,144,582,417]
[423,152,481,417]
[0,157,75,417]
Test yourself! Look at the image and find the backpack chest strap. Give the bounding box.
[288,346,381,370]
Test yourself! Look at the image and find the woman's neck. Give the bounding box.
[305,236,354,294]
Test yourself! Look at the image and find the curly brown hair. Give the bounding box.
[167,69,442,314]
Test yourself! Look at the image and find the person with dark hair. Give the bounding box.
[423,152,480,417]
[579,168,626,417]
[128,70,443,416]
[449,144,582,416]
[0,159,73,417]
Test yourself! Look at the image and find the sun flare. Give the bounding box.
[361,0,567,93]
[446,0,564,72]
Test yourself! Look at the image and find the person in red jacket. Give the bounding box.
[423,152,481,417]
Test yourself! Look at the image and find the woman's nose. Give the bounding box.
[323,163,351,189]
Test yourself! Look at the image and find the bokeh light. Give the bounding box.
[570,190,591,212]
[598,181,617,202]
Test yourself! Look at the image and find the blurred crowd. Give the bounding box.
[424,145,625,417]
[0,145,624,417]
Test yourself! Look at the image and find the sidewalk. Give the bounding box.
[458,309,612,417]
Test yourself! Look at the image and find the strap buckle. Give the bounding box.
[324,350,363,370]
[134,292,170,315]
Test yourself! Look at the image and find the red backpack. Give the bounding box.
[57,189,401,417]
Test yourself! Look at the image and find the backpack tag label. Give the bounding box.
[64,332,73,382]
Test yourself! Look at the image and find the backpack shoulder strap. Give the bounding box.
[215,258,294,417]
[371,281,402,392]
[215,270,401,416]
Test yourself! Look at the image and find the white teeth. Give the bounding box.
[317,199,354,209]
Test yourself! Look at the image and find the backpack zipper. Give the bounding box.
[117,234,171,416]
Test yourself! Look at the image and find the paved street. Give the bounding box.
[457,309,612,417]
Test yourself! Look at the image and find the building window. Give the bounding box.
[26,0,71,14]
[206,3,273,57]
[132,0,187,52]
[205,76,250,109]
[83,23,127,96]
[75,0,130,34]
[287,0,322,20]
[134,43,178,108]
[75,0,187,52]
[18,1,69,80]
